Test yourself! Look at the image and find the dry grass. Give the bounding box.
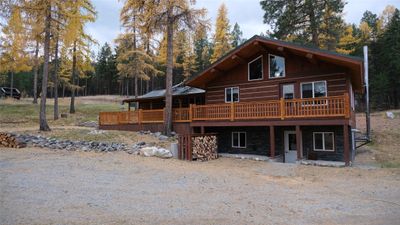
[0,96,123,128]
[356,110,400,167]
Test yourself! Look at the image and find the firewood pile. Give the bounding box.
[0,132,26,148]
[192,135,218,161]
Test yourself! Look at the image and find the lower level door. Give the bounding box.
[284,131,297,163]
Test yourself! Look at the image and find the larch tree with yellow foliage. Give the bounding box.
[336,25,359,55]
[211,3,232,62]
[62,0,97,114]
[129,0,207,135]
[0,6,31,99]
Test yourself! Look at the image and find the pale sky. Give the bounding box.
[87,0,400,53]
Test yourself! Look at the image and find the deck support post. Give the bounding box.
[343,125,350,166]
[269,126,275,158]
[296,125,302,160]
[200,126,205,134]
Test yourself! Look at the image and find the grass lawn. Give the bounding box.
[0,97,123,128]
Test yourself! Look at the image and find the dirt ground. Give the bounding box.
[1,148,399,225]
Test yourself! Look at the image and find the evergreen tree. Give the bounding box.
[336,24,359,54]
[193,24,211,72]
[231,22,243,48]
[260,0,345,47]
[211,3,232,62]
[370,9,400,109]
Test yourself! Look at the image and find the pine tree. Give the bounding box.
[211,3,232,62]
[231,22,243,48]
[193,24,211,71]
[260,0,345,47]
[0,6,31,99]
[318,1,344,50]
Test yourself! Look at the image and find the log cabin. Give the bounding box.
[99,35,365,166]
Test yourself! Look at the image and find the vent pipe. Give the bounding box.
[363,46,371,141]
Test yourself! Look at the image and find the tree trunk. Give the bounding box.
[32,40,39,104]
[164,16,174,136]
[39,4,51,131]
[53,28,60,120]
[135,76,138,98]
[306,0,319,47]
[10,71,14,98]
[70,41,77,114]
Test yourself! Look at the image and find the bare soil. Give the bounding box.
[1,148,400,225]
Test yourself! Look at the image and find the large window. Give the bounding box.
[313,132,334,151]
[225,87,239,103]
[232,132,246,148]
[301,81,327,98]
[248,55,263,80]
[269,54,285,78]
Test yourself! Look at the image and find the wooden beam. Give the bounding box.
[270,126,275,158]
[253,41,268,52]
[296,125,302,160]
[306,53,317,64]
[231,54,247,64]
[343,125,350,166]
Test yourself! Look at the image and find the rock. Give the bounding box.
[158,135,168,141]
[137,141,146,146]
[139,146,172,158]
[78,121,98,128]
[386,111,395,119]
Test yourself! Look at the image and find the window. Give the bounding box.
[313,132,334,151]
[269,54,285,78]
[301,81,327,99]
[248,55,263,80]
[225,87,239,103]
[282,84,295,99]
[232,132,246,148]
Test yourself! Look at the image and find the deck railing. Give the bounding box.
[99,94,350,125]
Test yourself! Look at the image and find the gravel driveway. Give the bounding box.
[1,148,400,225]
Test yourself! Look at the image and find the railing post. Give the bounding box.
[138,109,143,125]
[344,93,350,118]
[230,102,235,121]
[189,104,193,122]
[280,98,285,120]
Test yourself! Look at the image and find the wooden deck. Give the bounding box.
[99,94,350,126]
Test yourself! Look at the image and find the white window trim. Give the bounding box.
[232,132,246,148]
[248,55,264,81]
[313,132,335,152]
[268,54,286,79]
[300,80,327,99]
[224,87,240,103]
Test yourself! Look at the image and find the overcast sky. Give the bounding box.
[87,0,400,53]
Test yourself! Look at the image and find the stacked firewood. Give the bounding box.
[0,132,26,148]
[192,135,218,161]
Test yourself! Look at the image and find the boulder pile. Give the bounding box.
[1,132,173,158]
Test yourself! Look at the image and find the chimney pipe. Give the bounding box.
[363,46,371,141]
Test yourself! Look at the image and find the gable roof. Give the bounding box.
[186,35,364,93]
[122,83,205,103]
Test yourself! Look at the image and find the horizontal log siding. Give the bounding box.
[205,51,349,104]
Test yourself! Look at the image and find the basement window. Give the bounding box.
[248,55,263,80]
[232,132,246,148]
[269,54,286,78]
[225,87,239,103]
[313,132,335,151]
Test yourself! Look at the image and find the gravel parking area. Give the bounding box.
[1,148,400,225]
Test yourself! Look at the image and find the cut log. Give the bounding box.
[192,135,218,161]
[0,132,26,148]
